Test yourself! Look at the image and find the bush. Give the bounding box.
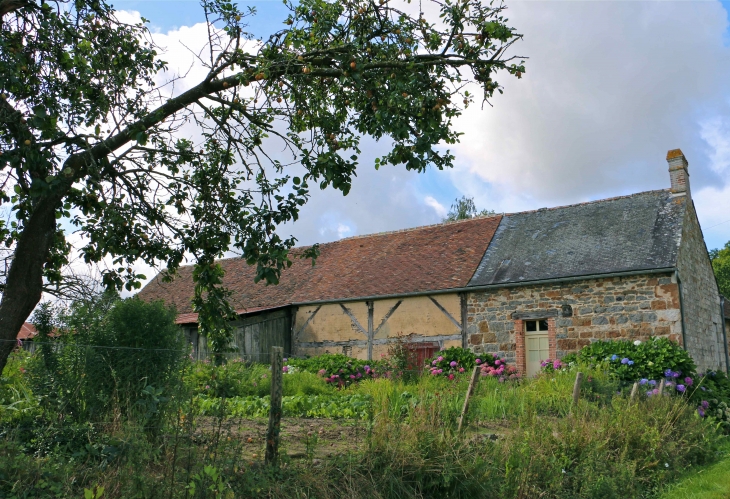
[28,293,186,425]
[562,337,696,384]
[287,354,377,386]
[693,370,730,432]
[425,346,475,377]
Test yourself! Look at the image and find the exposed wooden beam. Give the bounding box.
[460,293,468,348]
[339,303,368,336]
[294,305,321,341]
[511,309,559,320]
[367,301,374,361]
[428,296,462,331]
[373,300,403,336]
[297,333,462,349]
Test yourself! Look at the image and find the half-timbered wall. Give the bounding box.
[293,293,466,360]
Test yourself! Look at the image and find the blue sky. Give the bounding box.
[114,0,730,253]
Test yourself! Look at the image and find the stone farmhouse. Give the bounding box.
[138,150,729,375]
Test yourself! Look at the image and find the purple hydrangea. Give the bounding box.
[639,378,649,385]
[697,407,705,417]
[611,354,618,361]
[684,377,693,386]
[450,361,457,368]
[676,384,686,393]
[701,400,709,409]
[476,359,482,365]
[621,358,630,365]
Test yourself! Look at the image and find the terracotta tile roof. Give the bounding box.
[18,322,37,340]
[138,215,502,315]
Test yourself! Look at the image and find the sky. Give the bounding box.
[109,0,730,280]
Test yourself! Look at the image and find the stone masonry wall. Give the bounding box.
[676,200,727,372]
[467,273,682,367]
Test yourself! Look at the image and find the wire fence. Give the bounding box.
[1,338,719,498]
[0,337,635,498]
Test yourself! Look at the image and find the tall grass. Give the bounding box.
[1,353,724,499]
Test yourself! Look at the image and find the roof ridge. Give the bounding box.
[333,214,501,243]
[504,189,671,217]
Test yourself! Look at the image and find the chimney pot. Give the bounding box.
[667,148,690,197]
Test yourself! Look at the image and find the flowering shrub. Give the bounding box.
[691,371,730,432]
[425,347,518,381]
[540,358,565,373]
[561,337,696,384]
[426,347,475,378]
[478,354,518,380]
[286,354,378,387]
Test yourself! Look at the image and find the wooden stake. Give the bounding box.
[265,346,283,466]
[457,365,481,433]
[658,378,665,396]
[629,382,639,403]
[571,372,583,410]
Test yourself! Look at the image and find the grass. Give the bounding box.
[2,352,727,498]
[658,439,730,499]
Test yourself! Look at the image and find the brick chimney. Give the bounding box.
[667,149,690,197]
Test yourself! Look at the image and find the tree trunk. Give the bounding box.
[0,196,58,374]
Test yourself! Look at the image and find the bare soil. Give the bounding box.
[192,417,371,461]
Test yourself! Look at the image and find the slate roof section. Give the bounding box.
[468,190,686,287]
[138,215,502,316]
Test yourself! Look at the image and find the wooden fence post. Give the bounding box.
[658,378,665,396]
[457,366,481,433]
[629,382,639,404]
[571,372,583,411]
[265,346,283,466]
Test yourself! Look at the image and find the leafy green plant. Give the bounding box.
[562,337,696,384]
[425,347,476,377]
[287,354,376,386]
[196,393,372,419]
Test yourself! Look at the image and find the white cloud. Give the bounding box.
[441,0,730,248]
[109,1,730,295]
[424,196,447,219]
[700,115,730,176]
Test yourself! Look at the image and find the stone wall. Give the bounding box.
[676,200,727,372]
[466,273,682,366]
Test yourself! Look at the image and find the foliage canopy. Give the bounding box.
[0,0,524,371]
[710,241,730,298]
[443,195,495,221]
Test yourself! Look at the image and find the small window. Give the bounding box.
[342,345,353,357]
[524,319,549,332]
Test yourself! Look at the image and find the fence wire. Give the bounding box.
[0,337,556,498]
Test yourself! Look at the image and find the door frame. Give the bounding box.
[514,317,557,376]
